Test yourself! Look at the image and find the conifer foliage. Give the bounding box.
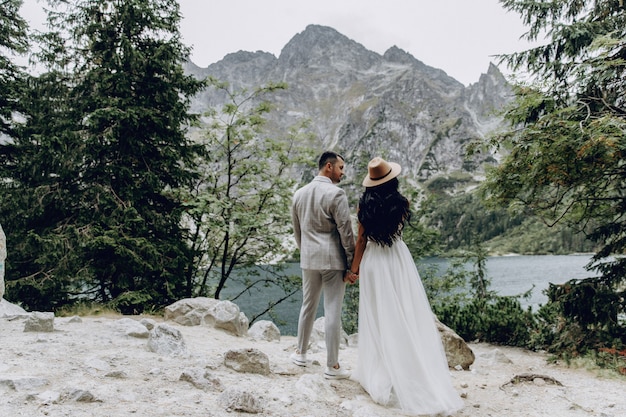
[0,0,28,137]
[0,0,205,312]
[484,0,626,352]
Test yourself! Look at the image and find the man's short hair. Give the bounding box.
[318,151,344,170]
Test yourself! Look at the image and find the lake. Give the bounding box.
[221,254,598,336]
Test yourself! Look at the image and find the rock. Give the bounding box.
[24,311,54,332]
[224,348,270,375]
[163,297,249,337]
[214,300,249,337]
[0,298,27,318]
[113,317,150,338]
[179,368,222,391]
[164,297,219,325]
[147,324,188,357]
[139,317,156,330]
[64,389,100,403]
[248,320,281,341]
[295,373,338,402]
[435,316,475,370]
[67,315,82,323]
[104,371,128,379]
[33,390,61,405]
[311,316,349,347]
[84,357,110,372]
[0,376,49,391]
[218,387,264,413]
[479,348,513,365]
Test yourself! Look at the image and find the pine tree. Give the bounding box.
[0,0,28,137]
[1,0,205,312]
[483,0,626,352]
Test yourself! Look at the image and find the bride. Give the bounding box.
[349,157,464,416]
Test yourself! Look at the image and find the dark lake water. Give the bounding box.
[221,255,598,336]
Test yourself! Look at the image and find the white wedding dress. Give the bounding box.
[354,239,464,416]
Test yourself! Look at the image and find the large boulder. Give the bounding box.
[214,301,249,336]
[24,312,55,332]
[164,297,249,337]
[248,320,281,342]
[0,299,27,318]
[223,348,270,375]
[435,316,475,370]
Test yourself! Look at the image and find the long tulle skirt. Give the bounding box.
[354,239,464,416]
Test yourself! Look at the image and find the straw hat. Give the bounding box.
[362,157,402,187]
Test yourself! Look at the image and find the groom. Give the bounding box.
[290,151,357,380]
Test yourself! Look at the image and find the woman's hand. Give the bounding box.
[344,270,359,284]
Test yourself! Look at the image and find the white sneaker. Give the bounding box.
[324,365,350,380]
[290,352,310,367]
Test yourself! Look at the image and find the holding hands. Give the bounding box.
[344,269,359,284]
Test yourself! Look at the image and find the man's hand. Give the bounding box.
[343,270,359,284]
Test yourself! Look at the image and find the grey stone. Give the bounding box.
[435,316,475,370]
[179,368,222,391]
[295,373,338,402]
[64,389,100,403]
[114,317,150,338]
[224,348,270,375]
[0,298,27,318]
[24,311,55,332]
[248,320,281,342]
[147,324,188,357]
[218,387,264,413]
[0,376,49,391]
[163,297,249,337]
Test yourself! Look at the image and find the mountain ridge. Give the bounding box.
[184,24,512,186]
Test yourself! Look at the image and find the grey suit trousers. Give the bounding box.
[296,268,346,367]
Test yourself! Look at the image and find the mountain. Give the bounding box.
[184,24,513,187]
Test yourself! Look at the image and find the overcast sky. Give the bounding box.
[19,0,538,86]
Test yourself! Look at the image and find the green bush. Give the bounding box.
[434,296,535,347]
[530,279,626,359]
[109,290,155,315]
[342,282,359,335]
[429,244,536,348]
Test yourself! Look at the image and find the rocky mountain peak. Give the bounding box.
[479,62,509,90]
[383,45,422,66]
[278,24,380,69]
[465,62,513,131]
[383,45,462,87]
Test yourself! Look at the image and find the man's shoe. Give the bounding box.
[290,352,310,367]
[324,365,350,380]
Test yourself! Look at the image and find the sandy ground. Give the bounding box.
[1,312,625,417]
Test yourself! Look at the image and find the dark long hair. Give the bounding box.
[357,177,411,246]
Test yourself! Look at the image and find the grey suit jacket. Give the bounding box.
[291,176,355,270]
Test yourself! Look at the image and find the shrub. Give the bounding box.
[430,243,536,348]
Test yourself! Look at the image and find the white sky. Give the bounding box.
[19,0,538,86]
